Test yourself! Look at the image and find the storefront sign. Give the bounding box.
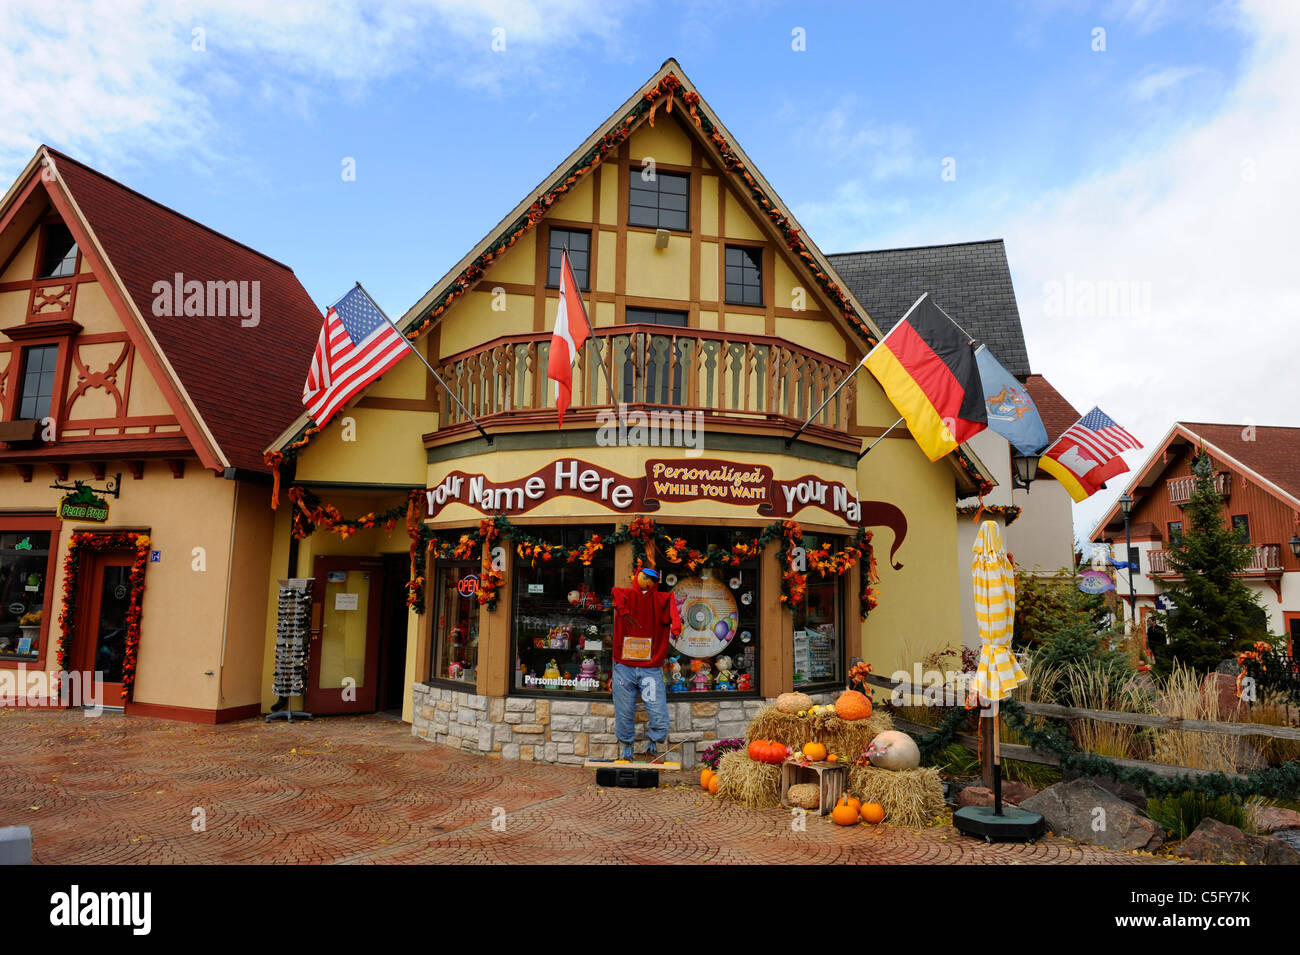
[457,574,480,597]
[57,487,110,523]
[426,457,911,567]
[1079,570,1114,594]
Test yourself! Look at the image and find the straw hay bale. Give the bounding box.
[715,751,781,809]
[846,764,946,828]
[786,783,821,810]
[745,704,892,760]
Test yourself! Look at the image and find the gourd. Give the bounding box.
[708,776,720,795]
[700,768,716,790]
[860,802,886,824]
[801,741,828,762]
[866,730,921,771]
[834,690,874,721]
[832,797,860,826]
[776,692,813,714]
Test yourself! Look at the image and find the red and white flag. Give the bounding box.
[546,250,591,426]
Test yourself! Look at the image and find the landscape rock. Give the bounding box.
[955,781,1039,807]
[1061,768,1147,810]
[1254,806,1300,835]
[1019,778,1165,851]
[1173,818,1300,865]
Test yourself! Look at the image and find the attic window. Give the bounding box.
[547,228,590,290]
[39,224,79,279]
[628,170,688,231]
[18,344,58,420]
[725,245,763,306]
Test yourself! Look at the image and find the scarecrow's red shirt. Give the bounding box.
[611,583,682,667]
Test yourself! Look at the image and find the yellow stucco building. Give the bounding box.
[264,61,993,765]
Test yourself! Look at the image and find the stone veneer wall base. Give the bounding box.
[411,682,839,768]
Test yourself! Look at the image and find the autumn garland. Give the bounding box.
[956,504,1022,526]
[55,531,151,703]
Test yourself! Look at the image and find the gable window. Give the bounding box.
[725,245,763,306]
[623,308,686,405]
[39,224,79,279]
[547,228,590,290]
[1231,514,1250,542]
[1167,521,1183,546]
[628,170,689,231]
[18,345,58,421]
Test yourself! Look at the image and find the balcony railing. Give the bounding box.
[433,324,857,438]
[1168,471,1231,505]
[1149,543,1282,576]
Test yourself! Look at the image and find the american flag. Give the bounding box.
[302,285,410,427]
[1056,406,1143,461]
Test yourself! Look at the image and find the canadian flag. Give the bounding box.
[546,249,591,426]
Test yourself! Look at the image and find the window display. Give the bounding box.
[0,530,51,661]
[432,561,481,684]
[658,525,760,695]
[512,525,615,695]
[792,532,844,688]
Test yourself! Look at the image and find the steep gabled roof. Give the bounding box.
[262,59,997,493]
[19,147,323,472]
[1023,374,1082,444]
[1090,421,1300,539]
[826,239,1032,377]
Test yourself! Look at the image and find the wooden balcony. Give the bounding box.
[1149,543,1283,577]
[429,324,858,447]
[1168,471,1230,505]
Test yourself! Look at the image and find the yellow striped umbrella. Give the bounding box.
[971,520,1025,703]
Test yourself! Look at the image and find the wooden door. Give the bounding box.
[306,557,384,714]
[74,552,135,705]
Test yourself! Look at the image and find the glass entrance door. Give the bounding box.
[76,553,134,704]
[306,557,383,714]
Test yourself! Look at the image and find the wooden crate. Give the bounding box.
[779,761,847,815]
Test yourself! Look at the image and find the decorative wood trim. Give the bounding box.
[128,460,144,480]
[0,318,83,342]
[716,178,726,332]
[588,164,601,325]
[16,464,32,482]
[89,461,106,480]
[51,462,68,481]
[167,458,185,479]
[532,218,547,334]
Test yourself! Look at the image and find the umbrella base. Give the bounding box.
[953,805,1046,843]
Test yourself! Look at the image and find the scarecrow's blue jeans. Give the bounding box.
[612,662,668,746]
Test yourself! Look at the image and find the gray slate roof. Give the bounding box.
[826,239,1031,377]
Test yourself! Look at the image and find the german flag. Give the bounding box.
[864,294,987,461]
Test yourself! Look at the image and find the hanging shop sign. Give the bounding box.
[57,487,110,523]
[428,458,866,525]
[1079,570,1115,594]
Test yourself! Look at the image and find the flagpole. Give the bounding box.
[355,282,494,446]
[857,415,906,461]
[784,292,926,450]
[562,247,622,420]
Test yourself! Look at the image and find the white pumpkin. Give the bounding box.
[865,730,921,771]
[775,692,813,714]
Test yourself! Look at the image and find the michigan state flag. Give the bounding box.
[974,345,1048,456]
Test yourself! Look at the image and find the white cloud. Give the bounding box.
[0,0,625,178]
[1130,64,1203,100]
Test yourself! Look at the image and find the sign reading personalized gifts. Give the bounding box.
[58,486,110,523]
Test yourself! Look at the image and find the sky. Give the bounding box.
[2,0,1294,543]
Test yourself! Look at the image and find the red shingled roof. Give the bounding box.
[1178,422,1300,502]
[47,148,321,472]
[1023,374,1081,444]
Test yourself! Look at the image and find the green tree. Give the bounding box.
[1014,567,1127,699]
[1155,452,1269,674]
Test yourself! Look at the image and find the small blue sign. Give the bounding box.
[150,550,161,563]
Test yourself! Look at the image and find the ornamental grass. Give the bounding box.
[714,751,781,809]
[1063,659,1148,758]
[745,705,892,758]
[1152,662,1262,774]
[1238,691,1300,767]
[847,765,946,828]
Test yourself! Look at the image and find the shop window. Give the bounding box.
[18,345,58,421]
[39,223,79,279]
[512,525,616,695]
[430,561,482,685]
[546,228,590,290]
[724,245,763,306]
[657,525,760,695]
[628,170,689,231]
[792,532,845,688]
[0,530,52,660]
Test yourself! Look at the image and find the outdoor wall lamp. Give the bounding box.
[1011,452,1041,490]
[1289,533,1300,560]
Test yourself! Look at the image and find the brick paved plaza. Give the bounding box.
[1,707,1176,865]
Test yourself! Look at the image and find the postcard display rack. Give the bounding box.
[268,578,314,722]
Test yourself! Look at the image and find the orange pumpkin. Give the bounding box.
[700,768,716,790]
[831,796,860,826]
[747,739,764,761]
[708,776,720,795]
[835,690,874,721]
[844,795,862,812]
[860,801,886,825]
[801,742,828,762]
